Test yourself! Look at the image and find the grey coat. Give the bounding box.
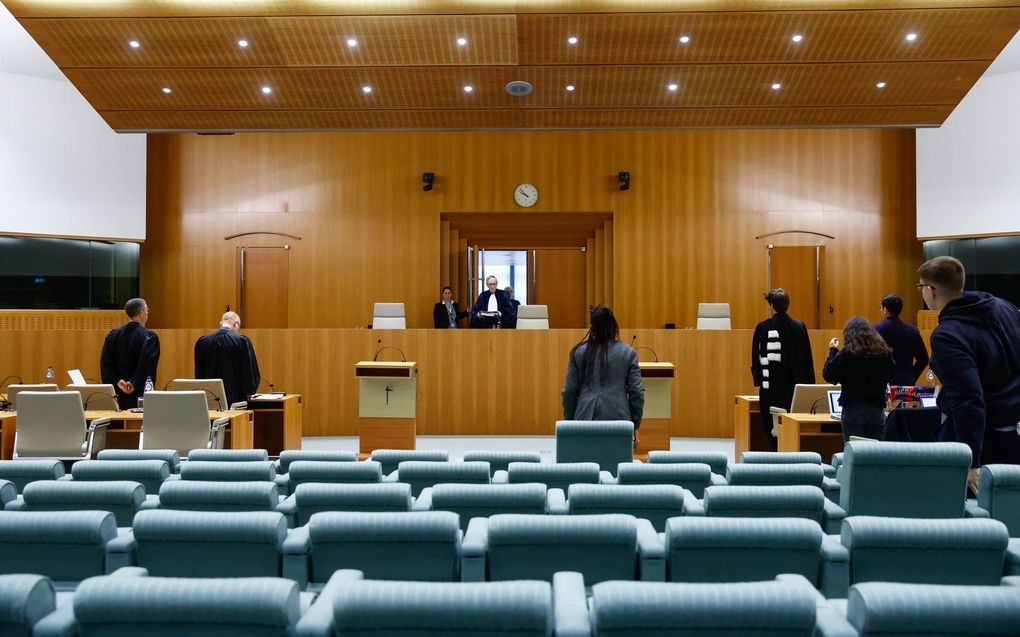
[562,340,645,428]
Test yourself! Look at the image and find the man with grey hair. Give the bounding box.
[100,297,160,409]
[194,311,261,406]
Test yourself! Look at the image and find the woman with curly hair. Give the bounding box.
[823,316,895,442]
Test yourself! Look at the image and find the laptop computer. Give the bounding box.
[827,390,842,420]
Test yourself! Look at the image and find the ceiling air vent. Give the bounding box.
[504,81,534,96]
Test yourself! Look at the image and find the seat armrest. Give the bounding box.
[274,474,291,497]
[283,526,312,588]
[294,570,365,637]
[964,499,990,518]
[814,605,859,637]
[105,529,137,573]
[709,473,727,486]
[599,470,617,485]
[681,490,705,516]
[822,499,847,534]
[821,477,841,503]
[32,603,78,637]
[636,518,666,581]
[1005,539,1020,576]
[382,471,399,483]
[821,463,837,479]
[229,401,248,410]
[552,571,591,637]
[820,534,850,599]
[211,416,231,428]
[491,469,508,484]
[88,417,112,431]
[460,517,489,581]
[546,488,567,515]
[1002,576,1020,587]
[775,573,826,604]
[140,495,160,510]
[4,497,26,512]
[277,494,297,528]
[413,488,433,511]
[109,567,149,578]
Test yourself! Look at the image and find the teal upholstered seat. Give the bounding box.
[847,582,1020,636]
[0,510,119,588]
[391,461,490,497]
[615,462,716,498]
[157,480,279,513]
[276,450,358,473]
[664,516,848,598]
[0,460,64,493]
[370,450,448,476]
[702,485,846,533]
[48,573,300,637]
[71,459,170,495]
[131,509,287,578]
[648,450,728,476]
[840,441,973,518]
[97,448,181,473]
[555,420,634,476]
[283,511,462,588]
[288,461,384,492]
[294,569,555,637]
[186,448,269,462]
[462,451,542,475]
[726,463,824,486]
[422,483,548,531]
[566,484,685,532]
[0,479,16,507]
[178,460,275,482]
[978,464,1020,536]
[742,451,823,465]
[0,574,56,636]
[842,516,1011,586]
[280,483,413,527]
[9,480,145,526]
[507,462,600,492]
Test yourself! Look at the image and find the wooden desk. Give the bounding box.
[247,394,303,455]
[0,409,253,459]
[776,412,844,460]
[734,395,774,458]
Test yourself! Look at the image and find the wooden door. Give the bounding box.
[768,246,824,329]
[238,246,289,328]
[533,248,587,328]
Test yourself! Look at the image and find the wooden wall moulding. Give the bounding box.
[0,310,125,331]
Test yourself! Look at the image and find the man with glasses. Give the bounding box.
[469,275,515,329]
[919,256,1020,493]
[100,297,160,410]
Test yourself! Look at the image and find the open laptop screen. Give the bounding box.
[827,390,842,418]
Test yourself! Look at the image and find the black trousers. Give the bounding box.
[981,427,1020,465]
[841,403,886,443]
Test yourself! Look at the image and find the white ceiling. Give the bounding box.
[0,1,64,80]
[984,28,1020,76]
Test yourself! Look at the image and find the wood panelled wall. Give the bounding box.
[4,327,864,438]
[143,129,920,331]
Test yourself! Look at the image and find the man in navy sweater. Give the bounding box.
[919,256,1020,494]
[874,294,929,386]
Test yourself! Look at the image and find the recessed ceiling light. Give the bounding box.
[456,37,468,46]
[237,39,249,48]
[565,84,575,92]
[261,86,272,95]
[362,85,373,94]
[876,81,887,88]
[771,83,782,90]
[346,38,358,47]
[128,40,140,49]
[161,87,172,94]
[679,35,690,44]
[567,36,578,45]
[905,32,918,42]
[463,85,473,93]
[667,83,679,92]
[791,34,803,43]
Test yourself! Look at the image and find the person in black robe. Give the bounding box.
[751,288,816,448]
[470,275,516,328]
[100,298,160,410]
[194,311,261,407]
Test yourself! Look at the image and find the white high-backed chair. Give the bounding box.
[66,384,119,411]
[517,305,550,329]
[372,303,406,329]
[13,391,110,460]
[696,303,732,330]
[167,378,242,410]
[7,384,58,411]
[140,391,229,457]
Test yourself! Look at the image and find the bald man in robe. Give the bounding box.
[194,312,261,407]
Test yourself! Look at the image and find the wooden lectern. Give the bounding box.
[355,361,417,454]
[636,362,675,456]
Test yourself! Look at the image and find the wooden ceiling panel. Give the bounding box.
[7,1,1020,19]
[517,9,1020,65]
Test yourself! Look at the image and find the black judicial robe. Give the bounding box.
[194,327,261,407]
[100,321,160,410]
[470,289,516,328]
[751,312,815,439]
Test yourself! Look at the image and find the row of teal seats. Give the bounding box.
[6,568,1020,636]
[0,507,1017,597]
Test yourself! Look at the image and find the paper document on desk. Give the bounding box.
[251,393,286,400]
[67,369,86,385]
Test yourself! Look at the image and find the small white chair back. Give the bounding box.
[14,391,90,459]
[696,303,732,330]
[373,303,406,329]
[142,391,220,456]
[67,384,119,411]
[168,378,228,410]
[517,305,550,330]
[8,384,58,410]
